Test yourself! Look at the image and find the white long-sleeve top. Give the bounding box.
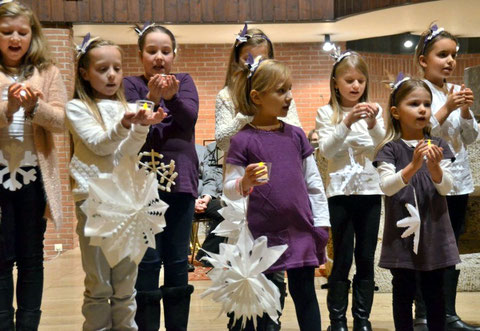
[66,99,149,202]
[214,86,302,153]
[223,155,330,227]
[424,79,479,195]
[315,104,385,197]
[377,139,453,196]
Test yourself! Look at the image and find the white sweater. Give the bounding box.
[424,79,479,195]
[315,104,385,198]
[214,86,302,153]
[66,99,149,202]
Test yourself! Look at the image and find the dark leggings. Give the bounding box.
[328,195,381,282]
[392,268,446,331]
[285,266,322,331]
[0,177,47,316]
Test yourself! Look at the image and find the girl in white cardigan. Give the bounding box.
[67,37,164,331]
[315,51,384,331]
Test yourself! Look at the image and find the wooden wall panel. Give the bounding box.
[31,0,437,24]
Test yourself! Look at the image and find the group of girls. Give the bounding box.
[0,1,478,331]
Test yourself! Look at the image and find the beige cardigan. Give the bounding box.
[0,65,67,228]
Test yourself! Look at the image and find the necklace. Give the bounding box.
[248,121,283,131]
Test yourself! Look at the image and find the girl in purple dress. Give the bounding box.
[223,57,330,331]
[374,78,460,331]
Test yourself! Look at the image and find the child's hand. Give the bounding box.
[240,163,268,193]
[343,102,370,128]
[363,103,379,129]
[446,85,469,113]
[18,86,41,117]
[146,74,164,105]
[135,107,167,126]
[7,83,23,116]
[459,85,474,112]
[425,144,444,183]
[411,140,429,170]
[160,75,180,101]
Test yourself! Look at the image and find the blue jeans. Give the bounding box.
[0,175,47,321]
[135,192,195,291]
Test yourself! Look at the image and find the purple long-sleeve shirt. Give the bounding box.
[123,73,199,197]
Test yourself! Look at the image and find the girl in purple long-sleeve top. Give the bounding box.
[123,24,198,331]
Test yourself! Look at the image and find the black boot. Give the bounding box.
[15,309,41,331]
[135,288,162,331]
[162,284,194,331]
[444,269,480,331]
[227,313,255,331]
[0,309,14,331]
[327,280,350,331]
[352,276,374,331]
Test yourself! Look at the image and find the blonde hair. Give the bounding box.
[328,52,370,124]
[414,24,458,75]
[375,79,432,156]
[231,59,290,116]
[224,27,274,90]
[74,38,128,129]
[0,1,53,78]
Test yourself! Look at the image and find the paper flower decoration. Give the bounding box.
[235,23,249,44]
[0,148,38,191]
[201,224,287,328]
[246,53,263,78]
[75,33,99,58]
[134,21,156,37]
[81,155,168,267]
[396,187,421,254]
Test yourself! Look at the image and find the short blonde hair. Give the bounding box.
[231,59,290,116]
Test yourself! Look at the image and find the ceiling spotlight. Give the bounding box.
[323,34,335,52]
[403,39,414,48]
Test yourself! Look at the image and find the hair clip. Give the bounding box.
[75,33,99,58]
[235,23,249,45]
[331,46,352,64]
[135,21,156,38]
[246,53,263,79]
[422,24,445,53]
[0,0,14,6]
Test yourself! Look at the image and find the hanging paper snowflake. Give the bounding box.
[81,155,169,267]
[329,147,364,195]
[396,187,421,254]
[212,196,247,243]
[0,149,38,191]
[201,223,288,329]
[138,149,178,192]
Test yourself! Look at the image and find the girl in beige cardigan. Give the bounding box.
[0,2,67,330]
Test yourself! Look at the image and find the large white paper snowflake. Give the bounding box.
[201,224,288,328]
[138,149,178,192]
[396,187,421,254]
[81,155,169,267]
[0,150,37,191]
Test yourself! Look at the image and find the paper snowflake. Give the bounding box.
[212,196,247,243]
[138,149,178,192]
[396,187,421,254]
[201,223,287,328]
[0,149,38,191]
[81,155,169,267]
[329,147,363,195]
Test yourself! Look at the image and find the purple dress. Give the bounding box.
[374,138,460,271]
[123,74,199,197]
[227,123,326,272]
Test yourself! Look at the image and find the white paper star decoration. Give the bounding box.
[396,187,421,254]
[81,155,168,267]
[201,221,287,328]
[212,196,247,243]
[329,147,364,195]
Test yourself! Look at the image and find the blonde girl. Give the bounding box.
[67,37,164,331]
[315,51,384,331]
[0,1,67,329]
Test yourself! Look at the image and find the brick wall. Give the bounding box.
[41,30,480,258]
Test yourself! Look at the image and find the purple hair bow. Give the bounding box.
[235,23,271,47]
[75,33,99,58]
[246,53,263,78]
[422,24,444,53]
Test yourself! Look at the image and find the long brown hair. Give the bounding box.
[0,1,53,78]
